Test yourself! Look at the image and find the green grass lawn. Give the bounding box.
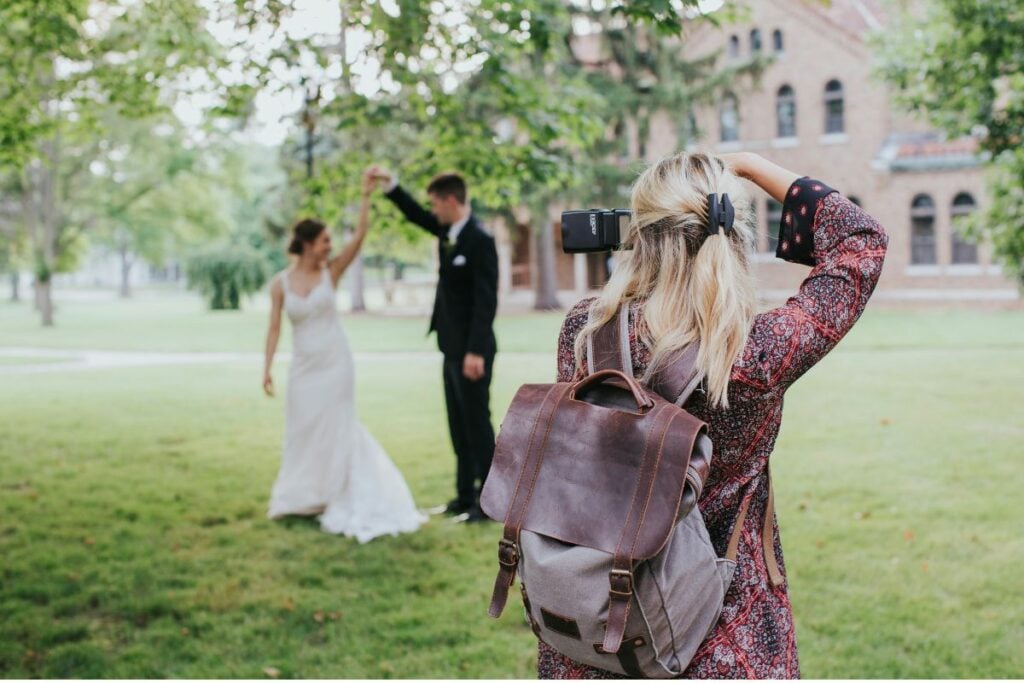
[1,292,1023,678]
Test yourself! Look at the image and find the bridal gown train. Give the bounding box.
[267,267,426,542]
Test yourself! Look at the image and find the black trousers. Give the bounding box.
[441,354,496,506]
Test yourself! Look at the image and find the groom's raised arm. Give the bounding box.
[384,184,444,238]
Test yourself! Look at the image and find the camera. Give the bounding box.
[561,209,632,253]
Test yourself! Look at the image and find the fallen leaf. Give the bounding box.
[313,611,325,623]
[263,666,280,679]
[903,530,915,543]
[921,562,929,572]
[83,537,95,546]
[281,597,295,612]
[880,418,891,426]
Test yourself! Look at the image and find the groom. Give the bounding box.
[369,166,498,523]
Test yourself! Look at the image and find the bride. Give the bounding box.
[262,170,426,542]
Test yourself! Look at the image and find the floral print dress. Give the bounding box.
[537,178,889,679]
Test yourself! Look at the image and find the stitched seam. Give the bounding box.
[503,385,561,528]
[613,404,665,558]
[630,412,678,559]
[514,384,571,533]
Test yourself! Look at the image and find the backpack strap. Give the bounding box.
[588,301,702,407]
[724,468,784,587]
[762,472,784,586]
[602,402,679,654]
[586,303,631,375]
[488,383,574,619]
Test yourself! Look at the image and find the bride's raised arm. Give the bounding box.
[327,171,376,287]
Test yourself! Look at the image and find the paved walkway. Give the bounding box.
[0,347,549,374]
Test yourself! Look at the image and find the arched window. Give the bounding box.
[765,199,783,252]
[772,29,784,53]
[910,194,937,264]
[750,29,762,54]
[824,79,844,134]
[776,85,796,138]
[728,35,740,59]
[951,192,978,264]
[720,93,739,142]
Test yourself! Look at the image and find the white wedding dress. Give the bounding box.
[267,267,426,542]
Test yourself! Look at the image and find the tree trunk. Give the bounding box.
[533,214,560,310]
[10,272,19,302]
[348,249,366,312]
[37,278,54,326]
[119,245,133,298]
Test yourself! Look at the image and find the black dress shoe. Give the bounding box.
[443,499,473,516]
[464,505,493,523]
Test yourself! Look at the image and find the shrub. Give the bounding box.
[185,244,269,310]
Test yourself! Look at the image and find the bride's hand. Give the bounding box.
[362,168,379,197]
[263,372,275,397]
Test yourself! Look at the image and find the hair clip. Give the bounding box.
[706,193,735,237]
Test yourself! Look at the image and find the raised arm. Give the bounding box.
[369,166,444,237]
[263,276,285,396]
[723,153,889,393]
[327,172,375,287]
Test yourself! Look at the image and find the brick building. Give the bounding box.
[501,0,1020,305]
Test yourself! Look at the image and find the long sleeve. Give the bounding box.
[466,233,499,356]
[737,177,888,393]
[384,184,444,237]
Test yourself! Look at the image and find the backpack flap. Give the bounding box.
[480,369,708,625]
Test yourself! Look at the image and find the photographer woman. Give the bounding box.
[540,152,888,678]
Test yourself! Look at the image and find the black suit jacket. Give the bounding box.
[385,184,498,359]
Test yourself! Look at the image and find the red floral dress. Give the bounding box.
[537,178,888,679]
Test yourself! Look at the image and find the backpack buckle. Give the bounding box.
[609,569,633,596]
[498,539,520,568]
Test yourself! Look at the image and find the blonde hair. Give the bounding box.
[573,152,757,408]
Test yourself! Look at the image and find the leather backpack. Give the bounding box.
[480,302,780,678]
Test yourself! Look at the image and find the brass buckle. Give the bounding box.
[609,568,633,596]
[498,539,519,568]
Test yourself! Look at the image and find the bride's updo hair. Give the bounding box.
[288,218,327,255]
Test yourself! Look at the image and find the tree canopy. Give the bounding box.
[874,0,1024,286]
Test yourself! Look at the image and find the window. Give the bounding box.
[765,199,782,252]
[776,85,796,138]
[750,29,762,54]
[910,194,937,265]
[824,79,844,134]
[680,109,698,145]
[951,192,978,264]
[728,35,740,59]
[772,29,784,53]
[720,93,739,142]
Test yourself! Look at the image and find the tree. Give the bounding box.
[0,0,232,325]
[0,173,30,301]
[85,116,235,297]
[873,0,1024,286]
